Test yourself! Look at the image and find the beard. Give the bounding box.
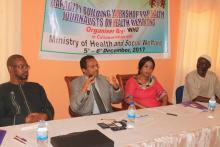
[15,73,28,81]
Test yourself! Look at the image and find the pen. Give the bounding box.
[15,135,27,142]
[14,137,26,144]
[166,113,178,116]
[136,114,148,118]
[100,118,116,121]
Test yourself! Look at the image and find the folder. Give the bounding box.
[0,129,6,145]
[51,129,114,147]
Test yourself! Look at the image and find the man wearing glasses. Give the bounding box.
[70,55,122,116]
[0,54,54,126]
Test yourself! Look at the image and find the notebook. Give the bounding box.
[0,129,6,145]
[51,129,114,147]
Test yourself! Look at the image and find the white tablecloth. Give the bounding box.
[1,103,220,147]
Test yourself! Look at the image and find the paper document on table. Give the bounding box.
[20,124,38,131]
[182,101,208,110]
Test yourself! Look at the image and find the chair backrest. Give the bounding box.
[64,76,79,117]
[116,74,136,93]
[64,76,79,96]
[176,86,184,104]
[116,74,136,109]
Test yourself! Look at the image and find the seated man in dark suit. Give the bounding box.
[0,54,54,126]
[70,55,122,115]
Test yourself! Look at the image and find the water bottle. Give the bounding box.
[36,120,48,147]
[127,102,136,128]
[208,96,216,111]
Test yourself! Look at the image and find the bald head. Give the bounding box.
[7,54,26,69]
[7,54,29,83]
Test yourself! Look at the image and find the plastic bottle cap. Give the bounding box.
[127,94,133,98]
[129,102,135,105]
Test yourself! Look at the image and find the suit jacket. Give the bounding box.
[70,75,122,115]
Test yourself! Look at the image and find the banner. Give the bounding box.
[40,0,169,60]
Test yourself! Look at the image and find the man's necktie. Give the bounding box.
[91,83,107,113]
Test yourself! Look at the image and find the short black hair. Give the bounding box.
[138,56,155,74]
[7,54,25,68]
[80,55,95,69]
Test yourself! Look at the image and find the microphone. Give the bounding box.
[10,91,15,97]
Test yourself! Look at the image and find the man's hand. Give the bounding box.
[124,96,134,104]
[107,76,119,90]
[161,95,168,106]
[81,76,95,93]
[25,113,48,123]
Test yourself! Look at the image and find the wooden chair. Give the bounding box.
[64,76,121,117]
[64,76,81,117]
[116,74,136,109]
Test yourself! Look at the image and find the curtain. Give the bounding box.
[0,0,21,83]
[173,0,220,103]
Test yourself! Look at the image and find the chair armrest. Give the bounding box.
[167,101,173,105]
[69,106,81,117]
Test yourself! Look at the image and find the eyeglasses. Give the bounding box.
[87,64,99,69]
[13,64,30,70]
